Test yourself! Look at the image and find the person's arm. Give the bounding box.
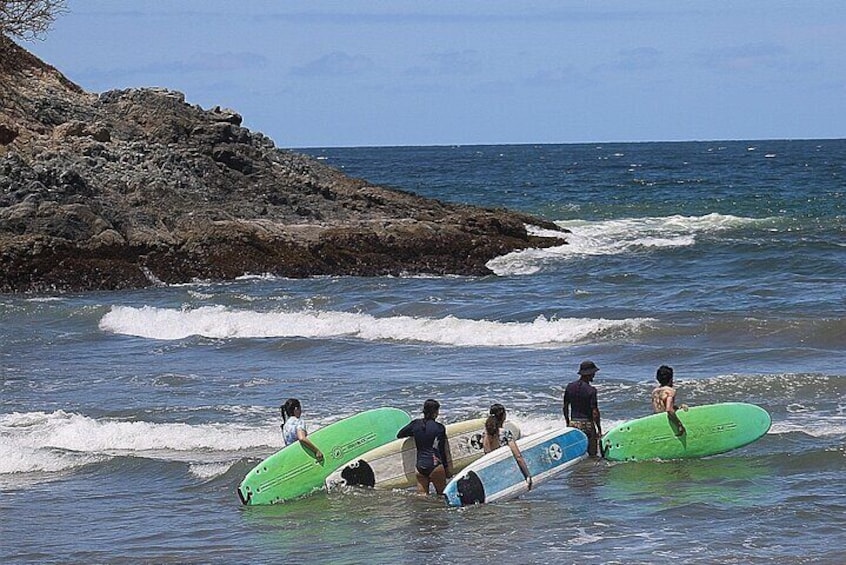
[664,393,686,436]
[438,426,450,477]
[396,420,414,439]
[482,432,496,454]
[593,404,607,458]
[508,439,532,490]
[591,390,602,437]
[562,393,571,427]
[297,428,324,462]
[592,406,602,437]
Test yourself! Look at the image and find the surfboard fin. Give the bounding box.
[340,460,376,488]
[457,471,486,505]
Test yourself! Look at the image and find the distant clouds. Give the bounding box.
[74,52,268,86]
[694,42,793,73]
[29,1,846,145]
[162,52,269,74]
[608,47,663,72]
[404,50,482,77]
[252,8,651,26]
[525,47,663,88]
[525,65,584,88]
[290,52,374,77]
[290,49,484,81]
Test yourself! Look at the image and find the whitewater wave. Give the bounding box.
[0,410,574,479]
[4,409,840,480]
[99,305,654,346]
[769,419,846,439]
[0,410,278,475]
[489,213,775,275]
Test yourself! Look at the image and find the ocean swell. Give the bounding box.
[0,410,276,475]
[98,305,654,346]
[489,213,777,275]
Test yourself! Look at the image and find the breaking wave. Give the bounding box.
[99,306,654,346]
[489,213,776,275]
[0,410,277,476]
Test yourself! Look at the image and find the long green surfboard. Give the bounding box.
[237,407,410,505]
[602,402,771,462]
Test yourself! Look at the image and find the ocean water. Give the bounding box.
[2,139,845,564]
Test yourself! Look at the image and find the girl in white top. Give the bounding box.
[280,398,324,462]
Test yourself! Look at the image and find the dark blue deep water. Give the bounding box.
[2,140,845,563]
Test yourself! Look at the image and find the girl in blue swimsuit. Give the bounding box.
[396,399,449,495]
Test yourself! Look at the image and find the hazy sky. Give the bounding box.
[22,1,846,148]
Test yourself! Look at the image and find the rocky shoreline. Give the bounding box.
[0,37,566,293]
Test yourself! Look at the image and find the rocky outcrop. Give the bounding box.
[0,36,566,293]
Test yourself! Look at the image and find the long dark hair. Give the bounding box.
[280,398,301,423]
[423,399,440,420]
[485,403,506,436]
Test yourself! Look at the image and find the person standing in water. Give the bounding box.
[396,399,450,495]
[281,398,324,462]
[652,365,687,436]
[562,360,603,457]
[483,403,532,490]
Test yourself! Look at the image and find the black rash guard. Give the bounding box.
[396,418,448,476]
[563,379,598,420]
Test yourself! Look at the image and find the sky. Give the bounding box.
[20,1,846,148]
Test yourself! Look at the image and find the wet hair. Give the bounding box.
[422,399,440,420]
[280,398,301,422]
[485,403,506,436]
[656,365,674,386]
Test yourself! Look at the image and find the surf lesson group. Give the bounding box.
[237,360,771,507]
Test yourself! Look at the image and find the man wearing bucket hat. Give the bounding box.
[562,360,603,457]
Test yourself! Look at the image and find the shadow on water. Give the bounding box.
[237,484,566,563]
[599,455,775,510]
[239,487,454,563]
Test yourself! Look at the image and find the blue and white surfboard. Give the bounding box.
[444,427,588,507]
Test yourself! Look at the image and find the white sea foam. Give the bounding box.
[507,413,564,437]
[99,305,653,346]
[0,410,279,475]
[489,213,773,276]
[187,290,214,300]
[189,462,234,480]
[769,418,846,438]
[235,273,284,281]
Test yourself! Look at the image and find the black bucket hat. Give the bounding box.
[578,360,599,376]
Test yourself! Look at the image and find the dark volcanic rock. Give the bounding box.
[0,36,566,293]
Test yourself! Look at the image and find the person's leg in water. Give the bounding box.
[428,463,446,495]
[415,468,432,495]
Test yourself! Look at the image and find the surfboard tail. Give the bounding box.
[237,486,251,505]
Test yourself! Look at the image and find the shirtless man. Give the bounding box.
[651,365,687,436]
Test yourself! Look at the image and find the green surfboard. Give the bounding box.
[602,402,771,462]
[237,407,410,505]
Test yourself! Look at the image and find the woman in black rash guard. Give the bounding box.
[396,399,449,495]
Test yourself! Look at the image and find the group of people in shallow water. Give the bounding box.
[562,360,688,457]
[394,399,532,496]
[280,360,687,495]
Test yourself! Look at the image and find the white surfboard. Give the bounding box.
[325,418,520,490]
[443,427,588,506]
